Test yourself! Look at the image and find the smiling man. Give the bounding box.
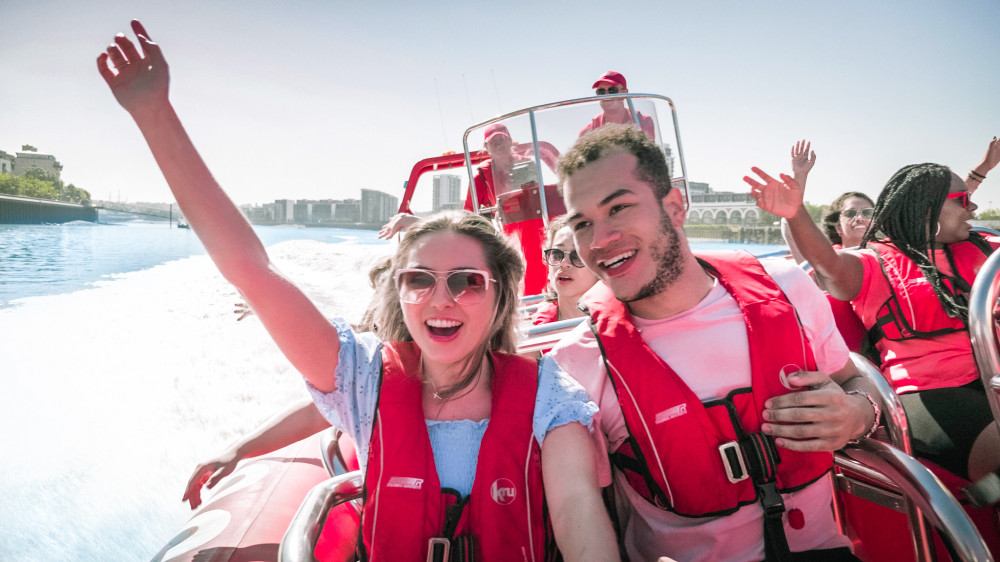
[542,124,878,561]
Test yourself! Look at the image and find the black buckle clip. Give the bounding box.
[758,480,785,516]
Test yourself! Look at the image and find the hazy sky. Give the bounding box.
[3,1,999,208]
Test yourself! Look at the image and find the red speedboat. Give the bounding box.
[155,93,997,562]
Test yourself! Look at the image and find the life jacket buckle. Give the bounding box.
[426,537,450,562]
[718,441,749,483]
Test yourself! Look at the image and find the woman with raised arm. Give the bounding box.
[780,141,876,264]
[744,148,1000,488]
[97,21,615,561]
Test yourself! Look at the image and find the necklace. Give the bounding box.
[427,376,444,400]
[423,356,489,401]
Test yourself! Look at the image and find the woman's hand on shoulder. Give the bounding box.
[96,20,170,117]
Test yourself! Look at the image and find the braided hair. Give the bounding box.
[860,163,991,321]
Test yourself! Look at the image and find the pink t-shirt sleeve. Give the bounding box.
[760,258,851,374]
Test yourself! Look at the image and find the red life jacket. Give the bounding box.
[580,251,832,517]
[360,342,549,562]
[531,300,559,325]
[580,111,656,140]
[862,240,989,342]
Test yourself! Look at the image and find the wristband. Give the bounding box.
[970,170,987,180]
[845,389,880,445]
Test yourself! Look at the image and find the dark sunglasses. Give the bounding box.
[543,248,585,268]
[946,191,971,209]
[595,86,621,95]
[394,269,495,305]
[840,208,874,220]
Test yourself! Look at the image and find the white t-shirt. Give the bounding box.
[543,256,852,561]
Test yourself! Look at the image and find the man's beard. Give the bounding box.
[621,211,683,303]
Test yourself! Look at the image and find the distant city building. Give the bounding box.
[432,175,462,212]
[685,181,761,225]
[361,189,398,224]
[273,199,295,223]
[240,192,400,226]
[334,199,362,223]
[13,149,62,179]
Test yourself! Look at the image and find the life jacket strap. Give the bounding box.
[740,432,792,562]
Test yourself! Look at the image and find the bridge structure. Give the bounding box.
[91,200,177,220]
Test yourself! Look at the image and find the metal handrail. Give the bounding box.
[846,352,936,559]
[319,428,350,477]
[967,242,1000,425]
[837,441,992,561]
[278,471,363,562]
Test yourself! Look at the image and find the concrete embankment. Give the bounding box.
[0,194,98,224]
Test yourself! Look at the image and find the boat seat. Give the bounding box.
[833,353,994,561]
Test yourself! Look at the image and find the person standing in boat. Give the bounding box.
[378,123,556,296]
[747,137,1000,490]
[579,71,655,140]
[548,124,878,561]
[97,21,616,561]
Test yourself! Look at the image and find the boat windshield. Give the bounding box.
[462,94,688,223]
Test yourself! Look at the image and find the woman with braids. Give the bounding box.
[745,150,1000,486]
[97,21,616,560]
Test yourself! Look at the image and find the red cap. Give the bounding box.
[592,71,627,89]
[484,123,511,143]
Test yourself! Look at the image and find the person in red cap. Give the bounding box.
[465,123,522,211]
[579,71,656,140]
[379,123,527,239]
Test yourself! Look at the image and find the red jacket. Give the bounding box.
[361,342,549,561]
[581,251,832,516]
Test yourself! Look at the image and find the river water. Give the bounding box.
[0,216,783,561]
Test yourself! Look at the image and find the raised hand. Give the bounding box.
[378,213,419,239]
[978,136,1000,175]
[743,167,803,219]
[790,140,816,179]
[760,370,869,452]
[182,450,240,510]
[96,20,169,115]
